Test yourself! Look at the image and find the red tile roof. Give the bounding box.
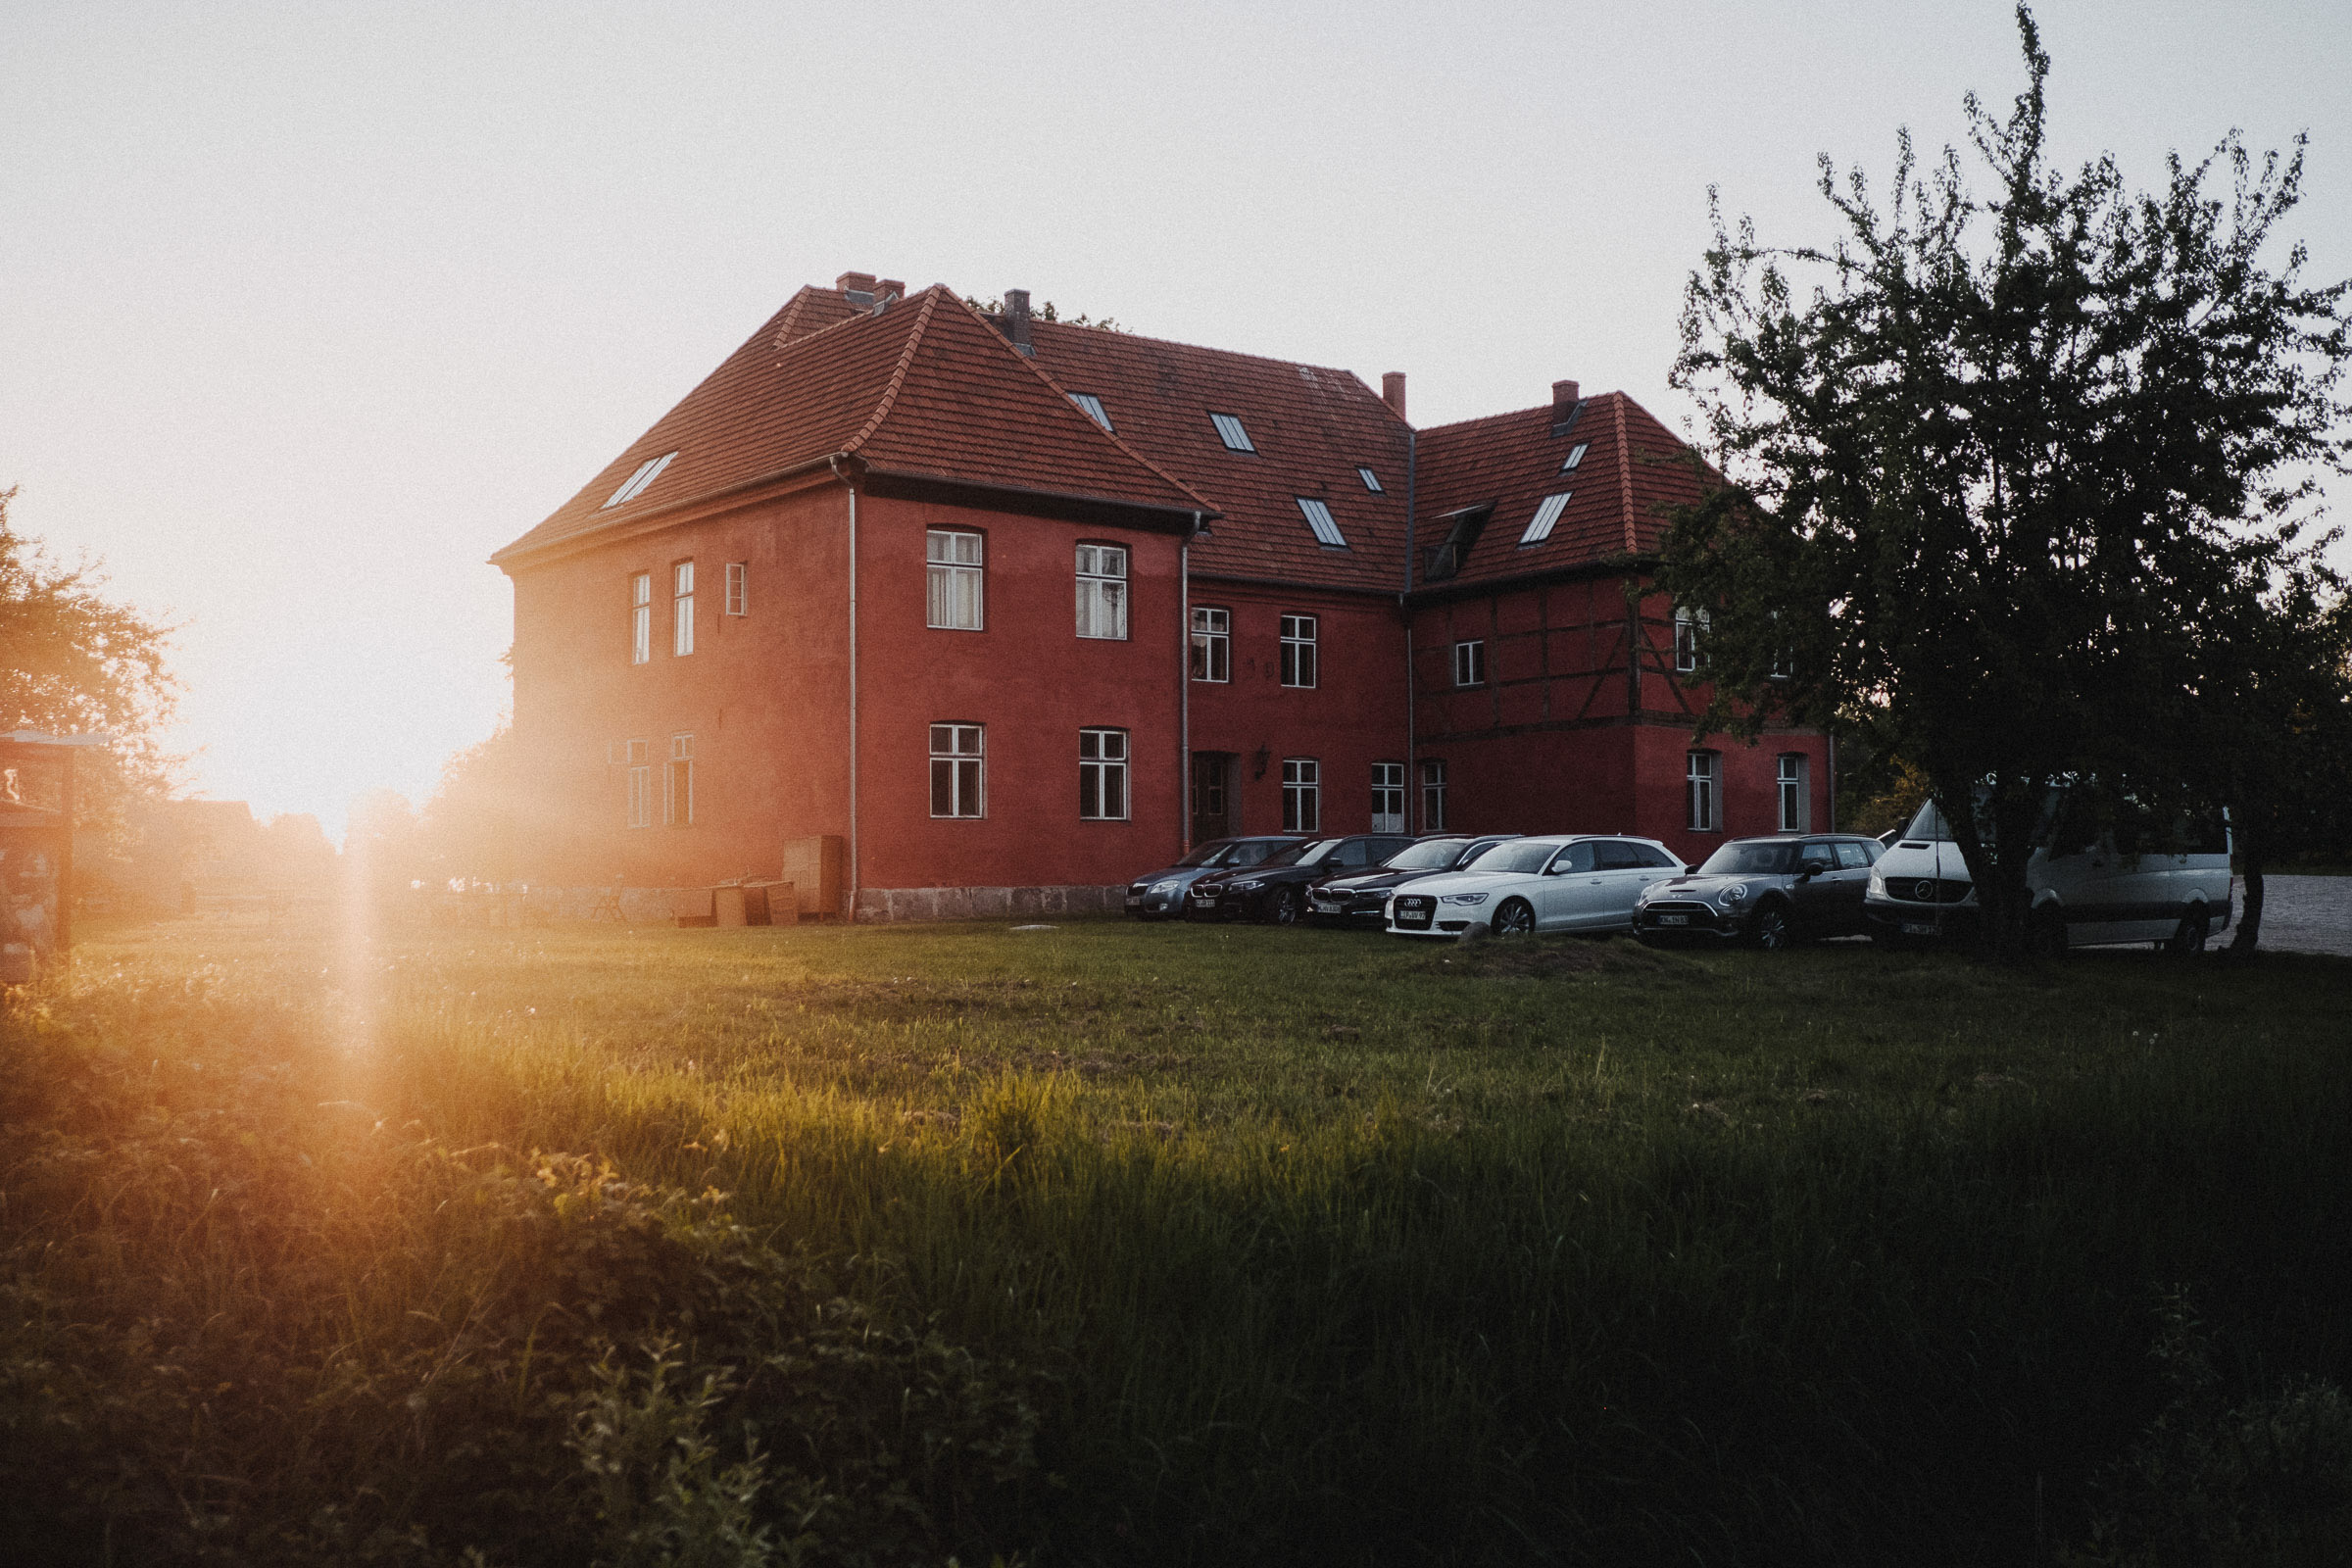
[1411,393,1709,590]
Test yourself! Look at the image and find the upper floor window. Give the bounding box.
[1687,750,1720,832]
[1296,497,1347,548]
[603,451,675,509]
[725,562,748,616]
[1420,759,1448,832]
[1280,613,1318,688]
[1209,413,1255,453]
[927,530,984,630]
[1069,392,1113,430]
[1075,543,1129,640]
[1452,639,1486,687]
[929,723,985,817]
[1191,606,1230,682]
[672,562,695,657]
[625,738,651,828]
[665,734,694,826]
[1674,607,1710,673]
[630,572,652,664]
[1079,728,1129,820]
[1371,761,1405,833]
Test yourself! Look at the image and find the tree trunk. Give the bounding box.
[2230,842,2265,955]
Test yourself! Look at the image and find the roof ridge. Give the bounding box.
[1026,317,1396,414]
[1611,392,1637,554]
[841,287,943,455]
[769,286,813,348]
[960,296,1220,514]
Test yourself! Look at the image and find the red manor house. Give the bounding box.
[493,273,1830,919]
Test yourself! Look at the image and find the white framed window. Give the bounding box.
[1282,758,1319,833]
[665,734,694,827]
[1357,466,1383,492]
[604,451,676,509]
[626,738,651,828]
[1520,492,1572,546]
[1280,613,1317,688]
[1778,754,1810,833]
[630,572,652,664]
[1687,750,1720,832]
[1079,728,1129,819]
[725,562,748,616]
[1069,391,1112,430]
[1452,639,1486,687]
[1075,543,1129,640]
[1209,413,1255,452]
[1420,759,1447,832]
[1190,606,1230,682]
[929,723,984,817]
[1296,497,1347,548]
[672,562,695,657]
[1371,761,1405,833]
[1674,607,1710,673]
[926,530,984,630]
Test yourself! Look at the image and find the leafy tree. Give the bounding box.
[0,487,179,831]
[413,724,527,885]
[1660,6,2351,957]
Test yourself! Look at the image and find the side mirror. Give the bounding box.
[1798,859,1832,879]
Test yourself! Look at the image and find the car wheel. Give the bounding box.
[1747,902,1793,951]
[1267,888,1301,926]
[2028,906,2068,960]
[1492,898,1536,938]
[2168,906,2211,956]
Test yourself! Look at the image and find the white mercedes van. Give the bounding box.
[1863,792,2232,954]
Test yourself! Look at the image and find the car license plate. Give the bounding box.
[1398,911,1431,929]
[1903,921,1936,936]
[1657,913,1689,926]
[1124,896,1143,907]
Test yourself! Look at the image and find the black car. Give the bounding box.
[1123,836,1304,919]
[1184,833,1419,925]
[1306,834,1522,928]
[1631,834,1885,949]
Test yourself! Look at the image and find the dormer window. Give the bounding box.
[1520,492,1572,546]
[603,452,676,509]
[1209,413,1255,453]
[1069,392,1113,431]
[1296,498,1346,548]
[1356,467,1384,492]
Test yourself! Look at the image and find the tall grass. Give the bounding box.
[5,916,2350,1563]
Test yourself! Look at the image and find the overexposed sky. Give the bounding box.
[4,0,2347,840]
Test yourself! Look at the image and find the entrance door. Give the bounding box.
[1191,753,1236,846]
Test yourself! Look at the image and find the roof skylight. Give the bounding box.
[1210,413,1255,453]
[1520,492,1573,546]
[603,451,677,509]
[1357,466,1383,492]
[1296,497,1347,548]
[1069,392,1113,431]
[1560,442,1589,473]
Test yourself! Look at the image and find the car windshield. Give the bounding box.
[1902,800,1954,842]
[1292,839,1348,867]
[1255,841,1320,869]
[1212,839,1287,869]
[1466,840,1561,876]
[1175,840,1236,868]
[1696,841,1799,875]
[1382,839,1471,871]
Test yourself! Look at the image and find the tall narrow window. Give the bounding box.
[1687,750,1720,832]
[630,572,652,664]
[1280,613,1318,688]
[725,562,748,616]
[1190,606,1230,682]
[1674,607,1709,673]
[1452,639,1486,687]
[1371,762,1405,833]
[926,530,984,630]
[1075,543,1129,640]
[672,562,695,656]
[665,735,694,827]
[1420,759,1448,832]
[1282,759,1319,833]
[929,723,984,817]
[1079,728,1129,820]
[626,739,651,827]
[1778,754,1810,833]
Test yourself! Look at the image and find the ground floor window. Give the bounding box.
[665,735,694,826]
[1282,758,1319,833]
[1420,759,1447,831]
[1687,750,1719,832]
[930,723,984,817]
[1778,753,1810,833]
[1079,728,1129,819]
[1191,606,1230,681]
[626,739,651,828]
[1371,761,1405,832]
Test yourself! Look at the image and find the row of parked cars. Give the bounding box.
[1124,796,2238,955]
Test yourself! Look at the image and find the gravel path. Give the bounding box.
[2238,875,2352,956]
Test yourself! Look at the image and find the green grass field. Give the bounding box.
[6,912,2351,1565]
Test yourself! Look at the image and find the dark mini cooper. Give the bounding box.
[1185,833,1418,925]
[1632,834,1885,949]
[1306,834,1521,928]
[1125,836,1303,919]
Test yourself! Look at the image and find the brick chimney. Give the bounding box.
[877,279,905,301]
[836,270,878,306]
[1552,379,1580,416]
[1004,288,1033,357]
[1382,371,1406,418]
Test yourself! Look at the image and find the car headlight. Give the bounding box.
[1440,892,1490,906]
[1868,870,1886,898]
[1152,879,1180,894]
[1229,879,1262,893]
[1719,882,1748,906]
